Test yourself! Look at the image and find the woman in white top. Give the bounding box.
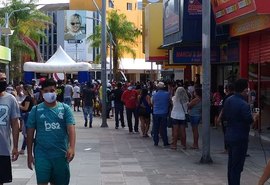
[170,87,189,150]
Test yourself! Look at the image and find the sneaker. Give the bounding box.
[77,110,81,112]
[89,122,92,128]
[84,121,87,127]
[164,143,170,147]
[115,126,119,129]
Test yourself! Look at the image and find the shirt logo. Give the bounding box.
[44,121,61,131]
[40,114,46,119]
[58,112,64,119]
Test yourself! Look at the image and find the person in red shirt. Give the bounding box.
[121,85,139,133]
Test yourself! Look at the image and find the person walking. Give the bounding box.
[73,81,81,112]
[64,80,74,107]
[137,88,152,137]
[121,85,139,133]
[152,82,171,147]
[26,78,76,185]
[18,85,34,155]
[223,79,259,185]
[188,88,202,149]
[81,82,95,128]
[0,72,20,185]
[170,87,189,150]
[112,82,125,129]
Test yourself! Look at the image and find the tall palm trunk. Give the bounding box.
[113,47,119,81]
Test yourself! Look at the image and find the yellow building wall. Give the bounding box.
[69,0,144,59]
[142,0,163,52]
[69,0,102,11]
[144,3,167,62]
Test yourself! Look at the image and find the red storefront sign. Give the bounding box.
[211,0,256,24]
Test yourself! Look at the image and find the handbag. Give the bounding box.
[180,100,190,123]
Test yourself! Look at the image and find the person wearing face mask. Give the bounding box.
[223,79,259,185]
[26,78,76,185]
[0,72,20,185]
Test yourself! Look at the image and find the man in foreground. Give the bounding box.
[0,72,20,185]
[27,78,76,185]
[223,79,259,185]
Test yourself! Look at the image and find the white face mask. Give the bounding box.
[127,86,132,90]
[43,92,57,103]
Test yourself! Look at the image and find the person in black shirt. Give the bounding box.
[217,83,234,153]
[56,80,65,102]
[81,82,95,128]
[19,85,34,154]
[112,82,125,129]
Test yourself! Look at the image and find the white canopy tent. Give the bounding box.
[23,46,92,73]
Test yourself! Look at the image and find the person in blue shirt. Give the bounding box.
[27,78,76,185]
[223,79,259,185]
[152,82,171,146]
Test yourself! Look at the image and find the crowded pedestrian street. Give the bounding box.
[11,111,270,185]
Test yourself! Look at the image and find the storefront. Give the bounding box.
[211,0,270,130]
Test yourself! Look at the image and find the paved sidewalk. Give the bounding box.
[11,111,270,185]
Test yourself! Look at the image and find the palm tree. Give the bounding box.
[0,0,50,82]
[88,10,141,81]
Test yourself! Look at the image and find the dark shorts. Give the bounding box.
[172,118,186,125]
[35,157,70,185]
[74,98,81,106]
[0,155,12,183]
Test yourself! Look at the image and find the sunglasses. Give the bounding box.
[71,22,80,25]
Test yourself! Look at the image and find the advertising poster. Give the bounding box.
[163,0,180,36]
[64,10,93,62]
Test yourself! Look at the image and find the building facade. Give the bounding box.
[211,0,270,130]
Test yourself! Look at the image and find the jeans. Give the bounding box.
[21,112,29,150]
[83,106,93,123]
[126,108,139,132]
[115,104,124,128]
[152,114,169,146]
[64,97,72,107]
[226,140,248,185]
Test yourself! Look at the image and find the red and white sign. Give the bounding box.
[211,0,256,24]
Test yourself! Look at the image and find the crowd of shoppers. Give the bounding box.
[0,74,268,185]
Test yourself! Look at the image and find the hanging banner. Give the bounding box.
[163,0,180,36]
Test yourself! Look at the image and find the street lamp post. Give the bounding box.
[100,0,108,127]
[200,0,213,164]
[4,7,30,83]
